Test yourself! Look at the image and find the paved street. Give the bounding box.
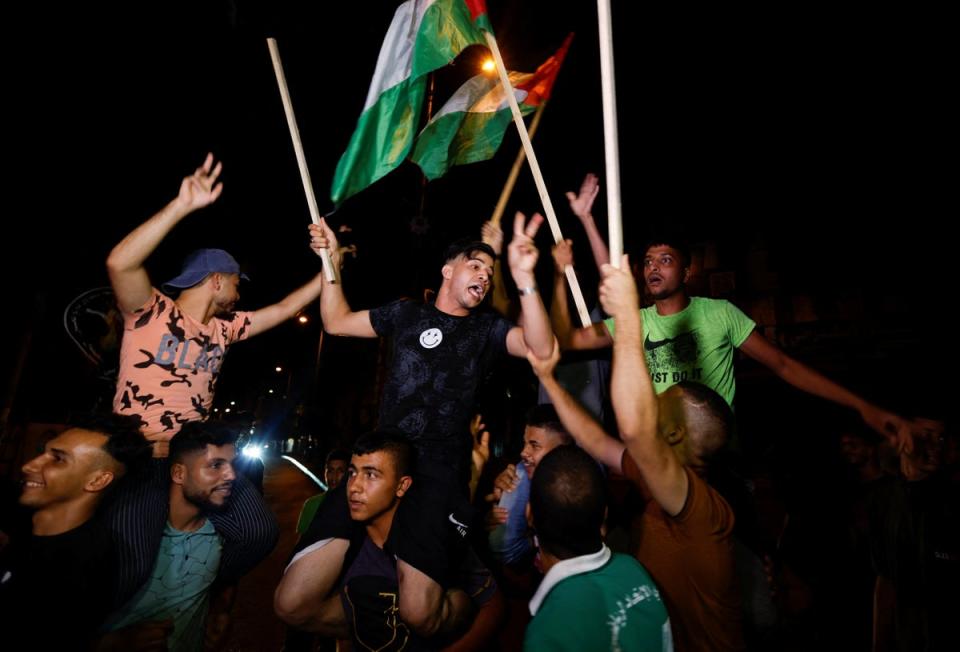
[224,457,320,651]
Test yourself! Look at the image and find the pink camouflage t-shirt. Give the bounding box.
[113,289,252,454]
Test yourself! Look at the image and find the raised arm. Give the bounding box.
[246,273,325,339]
[107,153,223,312]
[601,257,688,516]
[526,339,625,472]
[548,238,613,351]
[565,172,609,270]
[505,212,553,359]
[309,218,376,338]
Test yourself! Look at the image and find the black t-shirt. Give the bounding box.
[341,536,424,651]
[340,535,497,651]
[369,300,511,469]
[0,515,115,647]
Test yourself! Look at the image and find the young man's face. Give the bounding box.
[643,245,689,300]
[347,451,409,523]
[20,429,113,509]
[520,426,567,478]
[176,444,237,512]
[442,251,494,311]
[325,458,348,491]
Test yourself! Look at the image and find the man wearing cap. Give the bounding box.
[107,153,325,456]
[105,154,322,603]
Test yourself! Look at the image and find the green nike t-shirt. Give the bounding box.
[604,297,755,405]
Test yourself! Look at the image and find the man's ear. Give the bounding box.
[397,475,413,497]
[664,425,686,446]
[85,469,115,493]
[441,264,453,280]
[171,462,187,486]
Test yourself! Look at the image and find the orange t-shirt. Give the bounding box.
[113,290,252,453]
[621,449,745,651]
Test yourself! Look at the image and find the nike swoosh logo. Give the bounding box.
[448,513,468,529]
[645,334,675,351]
[644,331,695,351]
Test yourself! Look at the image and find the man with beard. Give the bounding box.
[107,152,342,604]
[99,422,261,652]
[107,153,325,454]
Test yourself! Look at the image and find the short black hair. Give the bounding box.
[353,431,415,478]
[325,448,350,466]
[529,446,605,560]
[443,239,496,264]
[169,421,239,464]
[526,404,571,441]
[641,233,692,269]
[72,412,152,477]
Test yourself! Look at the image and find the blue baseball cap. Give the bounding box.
[161,248,250,293]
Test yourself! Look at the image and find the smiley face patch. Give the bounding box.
[419,328,443,349]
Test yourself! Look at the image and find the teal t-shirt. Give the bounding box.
[605,297,755,405]
[525,552,672,652]
[107,520,222,652]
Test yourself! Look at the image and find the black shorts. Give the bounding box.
[296,466,472,587]
[386,469,473,587]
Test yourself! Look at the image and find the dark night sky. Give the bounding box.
[6,1,951,425]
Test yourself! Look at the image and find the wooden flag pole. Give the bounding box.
[267,38,338,283]
[596,0,623,267]
[489,101,547,227]
[483,32,592,328]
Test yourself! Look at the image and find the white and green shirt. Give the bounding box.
[526,546,672,651]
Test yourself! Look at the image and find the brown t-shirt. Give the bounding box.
[621,449,745,651]
[113,289,252,453]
